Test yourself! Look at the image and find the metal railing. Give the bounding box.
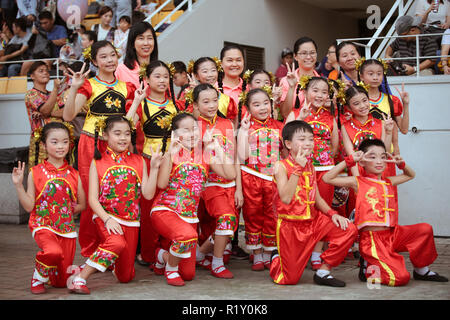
[337,32,449,78]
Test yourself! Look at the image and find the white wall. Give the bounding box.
[158,0,359,74]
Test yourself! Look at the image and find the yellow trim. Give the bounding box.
[274,218,284,284]
[35,258,57,269]
[309,120,331,134]
[172,161,207,177]
[278,214,311,220]
[369,231,396,286]
[177,237,198,243]
[36,177,77,203]
[100,165,142,184]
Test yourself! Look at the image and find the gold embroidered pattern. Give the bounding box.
[365,187,383,218]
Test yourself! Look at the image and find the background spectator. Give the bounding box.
[114,15,131,62]
[275,47,293,85]
[441,28,450,74]
[16,0,38,28]
[172,60,189,99]
[104,0,132,28]
[0,17,31,77]
[319,42,339,78]
[91,6,115,43]
[415,0,449,29]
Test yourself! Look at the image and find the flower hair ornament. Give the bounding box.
[139,62,148,80]
[239,90,248,104]
[62,121,76,144]
[82,46,92,61]
[187,59,195,74]
[212,57,223,72]
[354,57,366,72]
[357,81,370,92]
[95,117,107,135]
[298,74,312,90]
[184,88,194,105]
[261,85,273,100]
[166,62,176,77]
[377,58,389,75]
[33,127,43,142]
[243,69,254,82]
[334,79,347,105]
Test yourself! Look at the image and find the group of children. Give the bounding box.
[12,38,447,295]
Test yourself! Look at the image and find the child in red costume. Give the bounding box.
[270,120,358,287]
[69,116,161,294]
[323,138,448,286]
[151,111,236,286]
[237,88,283,271]
[12,122,86,294]
[193,83,240,279]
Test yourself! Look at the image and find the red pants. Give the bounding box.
[139,156,161,264]
[87,218,139,283]
[270,213,358,285]
[151,210,197,281]
[241,171,276,250]
[77,134,106,257]
[359,223,438,287]
[33,229,76,288]
[197,198,215,246]
[316,170,334,206]
[202,186,238,237]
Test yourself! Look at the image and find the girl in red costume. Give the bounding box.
[151,111,235,286]
[69,116,161,294]
[12,122,86,294]
[323,138,448,286]
[237,88,283,271]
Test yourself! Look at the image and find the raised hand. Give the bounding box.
[272,83,282,104]
[294,148,309,168]
[240,112,251,131]
[351,150,365,163]
[297,101,311,120]
[67,63,90,89]
[150,143,164,169]
[11,161,25,186]
[187,73,198,89]
[286,62,297,88]
[134,81,147,104]
[382,113,395,134]
[394,83,409,105]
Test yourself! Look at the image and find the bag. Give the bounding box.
[28,31,55,59]
[4,43,23,60]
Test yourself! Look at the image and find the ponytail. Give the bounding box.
[93,125,102,160]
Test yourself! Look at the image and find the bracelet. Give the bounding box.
[344,155,356,169]
[396,161,406,170]
[104,217,112,226]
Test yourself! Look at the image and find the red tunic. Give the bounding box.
[273,156,317,221]
[354,176,397,230]
[95,147,144,226]
[151,147,210,224]
[343,114,383,150]
[242,117,283,179]
[29,160,79,238]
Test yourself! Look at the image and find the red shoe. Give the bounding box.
[154,262,165,275]
[165,271,185,286]
[211,265,234,279]
[69,278,90,295]
[264,260,271,269]
[251,261,264,271]
[30,279,46,294]
[311,259,322,271]
[196,258,212,270]
[223,247,232,265]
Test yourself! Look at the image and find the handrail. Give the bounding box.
[337,32,449,78]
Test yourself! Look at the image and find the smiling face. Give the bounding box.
[173,116,200,150]
[194,88,219,121]
[338,44,360,72]
[221,49,244,79]
[194,60,218,86]
[348,92,370,117]
[359,145,387,176]
[306,79,329,109]
[44,129,70,161]
[103,121,131,154]
[146,65,170,94]
[247,91,271,121]
[294,41,317,71]
[134,29,155,60]
[93,44,118,73]
[284,129,314,158]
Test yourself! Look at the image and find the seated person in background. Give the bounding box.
[440,29,450,75]
[172,60,189,99]
[385,15,438,76]
[0,17,31,77]
[114,15,131,61]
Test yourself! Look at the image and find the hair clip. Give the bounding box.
[166,62,176,77]
[261,85,273,99]
[355,57,366,72]
[243,69,253,82]
[33,127,43,142]
[357,81,370,92]
[139,62,148,79]
[185,88,194,105]
[95,117,107,134]
[377,58,389,75]
[239,90,248,104]
[298,75,312,90]
[212,57,223,72]
[82,46,92,61]
[187,59,195,74]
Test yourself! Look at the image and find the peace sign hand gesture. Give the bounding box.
[67,63,90,89]
[272,83,282,104]
[11,161,26,186]
[294,148,309,168]
[134,81,147,104]
[187,73,199,90]
[240,112,251,131]
[382,113,395,134]
[297,101,311,121]
[285,62,297,88]
[394,83,409,105]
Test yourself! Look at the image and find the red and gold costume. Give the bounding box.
[135,96,181,264]
[240,117,282,251]
[355,175,438,286]
[76,76,135,257]
[198,115,238,240]
[86,148,143,283]
[151,147,210,280]
[29,160,79,287]
[269,156,358,285]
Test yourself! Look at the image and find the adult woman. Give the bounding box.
[91,6,115,43]
[330,41,361,89]
[279,37,320,119]
[415,0,449,29]
[115,21,158,267]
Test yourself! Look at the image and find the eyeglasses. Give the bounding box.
[327,50,336,55]
[297,51,317,58]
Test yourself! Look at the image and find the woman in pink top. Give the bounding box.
[279,37,320,119]
[218,45,245,108]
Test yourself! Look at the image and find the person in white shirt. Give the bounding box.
[114,15,131,63]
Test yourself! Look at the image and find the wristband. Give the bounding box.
[326,209,338,218]
[104,217,112,226]
[396,161,406,170]
[344,155,356,169]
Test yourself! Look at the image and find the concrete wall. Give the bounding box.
[158,0,359,74]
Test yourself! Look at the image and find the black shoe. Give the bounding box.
[270,249,279,263]
[358,256,367,282]
[413,270,448,282]
[353,250,360,259]
[313,273,346,287]
[231,245,249,260]
[135,254,150,267]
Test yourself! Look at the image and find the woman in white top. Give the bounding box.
[91,6,115,43]
[415,0,449,29]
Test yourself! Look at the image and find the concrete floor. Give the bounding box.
[0,223,449,301]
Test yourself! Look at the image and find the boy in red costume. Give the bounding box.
[270,120,358,287]
[323,138,448,286]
